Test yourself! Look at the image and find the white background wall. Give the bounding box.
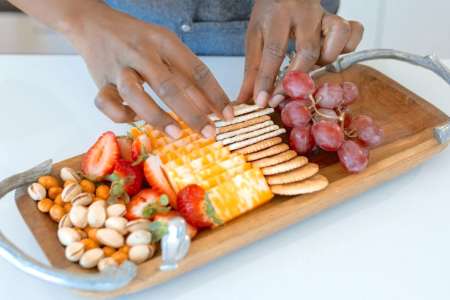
[0,0,449,57]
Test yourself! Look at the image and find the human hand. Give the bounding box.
[237,0,364,108]
[67,2,233,139]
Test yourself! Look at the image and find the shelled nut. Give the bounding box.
[129,244,151,264]
[97,257,118,272]
[60,167,81,183]
[61,183,82,203]
[88,201,106,228]
[65,242,85,262]
[72,193,93,206]
[96,228,125,249]
[57,227,81,246]
[126,219,151,233]
[79,248,104,269]
[58,214,73,229]
[107,204,126,218]
[69,205,88,228]
[126,230,152,246]
[105,217,128,235]
[27,183,46,201]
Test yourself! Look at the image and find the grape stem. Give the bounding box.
[308,94,341,121]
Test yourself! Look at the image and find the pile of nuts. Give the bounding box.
[27,167,156,271]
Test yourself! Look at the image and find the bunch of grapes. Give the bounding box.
[280,71,383,173]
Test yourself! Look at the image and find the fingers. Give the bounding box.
[116,67,182,139]
[166,51,234,120]
[253,20,290,108]
[343,21,364,53]
[94,84,136,123]
[237,27,263,104]
[135,61,216,139]
[319,15,352,65]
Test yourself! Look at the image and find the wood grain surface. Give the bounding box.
[15,64,449,298]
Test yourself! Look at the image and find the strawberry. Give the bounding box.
[125,189,171,221]
[107,159,143,199]
[176,184,222,229]
[117,136,133,162]
[153,211,198,240]
[81,131,120,181]
[131,134,152,165]
[143,155,177,207]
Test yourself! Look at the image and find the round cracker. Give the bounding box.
[261,156,308,176]
[216,115,271,134]
[228,128,286,151]
[246,143,290,161]
[267,163,319,185]
[270,175,329,196]
[252,150,297,168]
[234,137,283,155]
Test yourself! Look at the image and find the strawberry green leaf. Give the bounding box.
[159,194,169,206]
[148,221,168,242]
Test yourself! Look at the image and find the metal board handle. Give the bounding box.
[0,160,137,292]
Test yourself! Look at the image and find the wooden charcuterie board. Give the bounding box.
[15,64,449,298]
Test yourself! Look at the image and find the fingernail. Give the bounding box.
[269,94,285,108]
[255,91,269,108]
[201,124,216,139]
[165,124,182,139]
[222,105,234,121]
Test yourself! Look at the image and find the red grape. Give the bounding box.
[289,125,315,154]
[341,82,359,106]
[341,107,353,128]
[337,140,369,173]
[283,71,315,99]
[278,99,293,111]
[281,101,312,128]
[350,115,383,147]
[311,120,345,152]
[315,83,344,109]
[278,98,312,111]
[313,108,338,123]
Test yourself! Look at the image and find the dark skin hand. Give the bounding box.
[9,0,233,139]
[238,0,364,108]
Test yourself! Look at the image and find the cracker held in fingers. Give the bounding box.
[217,120,274,141]
[209,104,261,121]
[217,115,271,134]
[234,137,283,155]
[267,163,319,185]
[222,125,280,145]
[252,150,297,168]
[246,143,290,161]
[270,175,329,196]
[261,156,308,176]
[215,108,274,128]
[228,128,286,151]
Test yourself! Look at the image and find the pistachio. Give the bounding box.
[87,201,106,228]
[105,217,128,235]
[69,205,88,228]
[58,214,73,229]
[61,183,82,203]
[79,248,104,269]
[96,228,124,248]
[129,245,151,264]
[71,192,93,206]
[97,257,118,272]
[60,167,81,183]
[57,227,81,246]
[107,204,126,218]
[126,219,151,233]
[126,230,152,246]
[27,183,46,201]
[65,241,85,262]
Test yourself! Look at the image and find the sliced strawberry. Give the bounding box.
[131,134,152,165]
[153,211,198,239]
[108,159,143,199]
[117,136,133,162]
[176,184,222,229]
[81,131,120,181]
[125,189,170,221]
[143,155,177,207]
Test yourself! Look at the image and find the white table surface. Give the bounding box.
[0,55,449,300]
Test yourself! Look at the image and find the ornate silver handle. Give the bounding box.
[0,160,138,292]
[309,49,450,144]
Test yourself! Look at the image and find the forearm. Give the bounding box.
[7,0,105,35]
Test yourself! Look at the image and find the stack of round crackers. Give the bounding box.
[211,104,329,196]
